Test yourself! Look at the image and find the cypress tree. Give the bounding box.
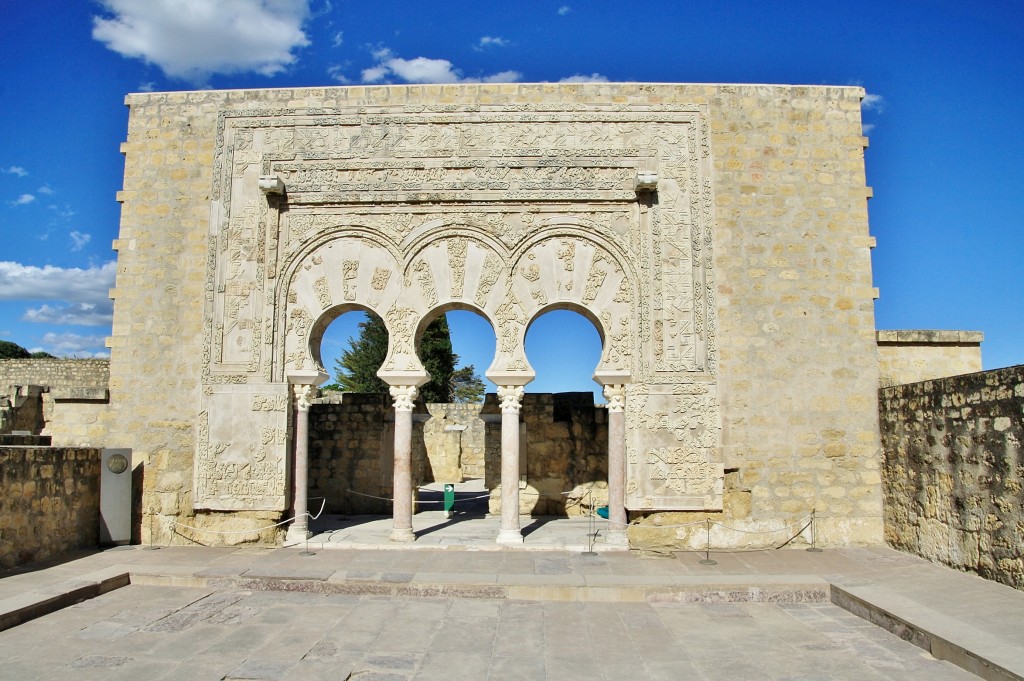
[331,312,457,402]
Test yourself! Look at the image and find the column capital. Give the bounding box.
[603,384,626,413]
[293,383,315,412]
[389,385,418,412]
[497,385,525,414]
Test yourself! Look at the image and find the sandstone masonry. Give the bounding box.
[0,446,102,569]
[880,365,1024,589]
[877,330,983,387]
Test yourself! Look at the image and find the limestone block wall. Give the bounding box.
[880,366,1024,589]
[877,330,983,386]
[104,83,879,547]
[634,84,880,548]
[0,446,102,569]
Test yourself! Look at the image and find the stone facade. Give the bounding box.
[877,330,983,386]
[880,366,1024,589]
[0,446,102,569]
[96,83,880,547]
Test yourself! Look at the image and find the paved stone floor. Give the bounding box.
[0,582,975,681]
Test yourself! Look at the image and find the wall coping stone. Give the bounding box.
[877,329,984,344]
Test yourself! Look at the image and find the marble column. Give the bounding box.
[286,382,314,543]
[390,385,418,542]
[496,385,525,545]
[604,384,629,545]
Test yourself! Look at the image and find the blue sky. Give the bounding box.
[0,1,1021,397]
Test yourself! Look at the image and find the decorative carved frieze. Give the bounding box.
[201,102,720,512]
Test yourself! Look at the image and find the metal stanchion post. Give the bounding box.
[699,518,717,565]
[806,509,823,553]
[144,506,160,550]
[582,488,598,556]
[299,526,316,556]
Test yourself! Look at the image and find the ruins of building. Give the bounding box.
[12,82,966,549]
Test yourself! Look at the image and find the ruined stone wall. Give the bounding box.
[423,402,486,481]
[0,359,110,444]
[0,446,101,569]
[0,359,110,390]
[105,83,879,547]
[877,330,984,387]
[481,393,608,516]
[880,366,1024,589]
[308,394,392,515]
[308,393,605,516]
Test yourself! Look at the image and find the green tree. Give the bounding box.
[330,312,457,402]
[450,365,486,403]
[418,314,456,403]
[0,340,31,359]
[331,312,390,394]
[30,351,56,359]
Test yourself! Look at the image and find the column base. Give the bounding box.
[606,530,630,546]
[285,526,311,543]
[390,527,415,543]
[496,528,524,545]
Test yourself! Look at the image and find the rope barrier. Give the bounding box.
[168,497,327,536]
[345,489,491,504]
[161,486,817,553]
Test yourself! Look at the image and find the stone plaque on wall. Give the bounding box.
[193,383,291,511]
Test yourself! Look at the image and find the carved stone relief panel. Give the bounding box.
[624,383,723,510]
[282,236,402,374]
[194,383,291,511]
[511,232,634,375]
[203,103,720,512]
[405,234,507,311]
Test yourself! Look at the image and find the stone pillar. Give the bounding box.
[390,385,418,543]
[496,385,525,545]
[285,379,318,543]
[604,384,629,545]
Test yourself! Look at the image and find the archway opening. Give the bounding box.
[414,306,497,515]
[522,307,607,516]
[308,306,393,516]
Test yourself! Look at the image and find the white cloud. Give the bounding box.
[38,332,110,358]
[476,36,509,50]
[37,185,54,196]
[138,81,156,92]
[361,64,391,83]
[862,123,876,134]
[92,0,312,84]
[558,5,571,15]
[23,303,113,327]
[861,93,885,111]
[3,166,28,177]
[332,31,343,48]
[0,261,116,307]
[327,64,349,83]
[559,73,609,83]
[69,231,92,252]
[362,50,522,85]
[13,194,35,205]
